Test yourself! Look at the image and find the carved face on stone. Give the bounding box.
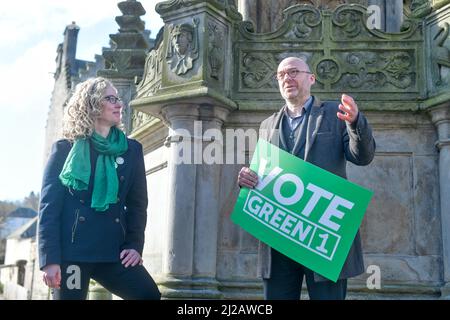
[173,25,193,55]
[277,57,316,104]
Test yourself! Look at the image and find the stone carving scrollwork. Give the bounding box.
[145,51,158,84]
[409,0,432,18]
[136,47,163,98]
[344,53,378,88]
[331,4,419,41]
[333,6,363,38]
[290,0,353,10]
[131,110,153,132]
[432,22,450,86]
[156,0,241,20]
[300,0,352,9]
[242,0,360,33]
[341,52,414,90]
[241,53,278,89]
[238,4,322,40]
[166,19,200,75]
[208,22,224,80]
[291,6,322,39]
[156,0,202,13]
[233,2,422,104]
[316,59,340,82]
[382,52,414,89]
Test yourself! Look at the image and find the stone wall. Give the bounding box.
[347,111,441,298]
[142,144,170,281]
[35,0,450,300]
[209,108,442,299]
[130,0,450,299]
[237,0,405,33]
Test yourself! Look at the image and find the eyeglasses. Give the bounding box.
[276,69,312,80]
[103,95,122,104]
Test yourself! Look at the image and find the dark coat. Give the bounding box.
[258,96,376,282]
[38,138,148,270]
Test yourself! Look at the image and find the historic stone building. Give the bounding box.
[43,1,154,161]
[43,22,105,160]
[34,0,450,300]
[130,0,450,299]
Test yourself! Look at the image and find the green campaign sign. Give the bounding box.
[231,139,373,282]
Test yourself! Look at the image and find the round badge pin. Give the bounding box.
[116,157,124,165]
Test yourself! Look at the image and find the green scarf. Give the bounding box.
[59,127,128,212]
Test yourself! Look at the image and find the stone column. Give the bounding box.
[159,104,198,297]
[429,104,450,299]
[192,106,230,294]
[97,0,151,134]
[131,0,240,298]
[159,104,230,298]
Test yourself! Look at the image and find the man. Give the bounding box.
[237,57,376,300]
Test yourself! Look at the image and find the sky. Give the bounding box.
[0,1,163,202]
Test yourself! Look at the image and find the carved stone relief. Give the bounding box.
[208,22,225,80]
[405,0,432,17]
[333,7,363,38]
[290,6,322,39]
[166,19,200,75]
[339,51,414,89]
[431,22,450,86]
[131,110,153,132]
[136,47,163,98]
[316,59,340,82]
[238,50,415,92]
[241,0,366,33]
[241,52,278,89]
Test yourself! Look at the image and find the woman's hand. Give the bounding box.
[43,264,61,288]
[120,249,143,268]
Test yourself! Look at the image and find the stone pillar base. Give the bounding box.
[440,283,450,300]
[159,276,222,299]
[218,280,263,300]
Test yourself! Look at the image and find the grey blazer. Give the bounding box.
[257,96,376,282]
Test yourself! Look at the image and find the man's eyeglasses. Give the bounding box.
[103,95,122,104]
[276,69,312,80]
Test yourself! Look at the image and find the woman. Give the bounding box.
[38,77,161,300]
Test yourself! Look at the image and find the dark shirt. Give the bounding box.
[281,96,313,154]
[284,96,313,132]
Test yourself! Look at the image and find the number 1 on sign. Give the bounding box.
[316,233,329,254]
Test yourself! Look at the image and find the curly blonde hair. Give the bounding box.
[62,77,117,140]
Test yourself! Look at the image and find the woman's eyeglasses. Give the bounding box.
[103,95,122,104]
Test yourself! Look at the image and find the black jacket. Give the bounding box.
[38,138,148,270]
[258,96,376,281]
